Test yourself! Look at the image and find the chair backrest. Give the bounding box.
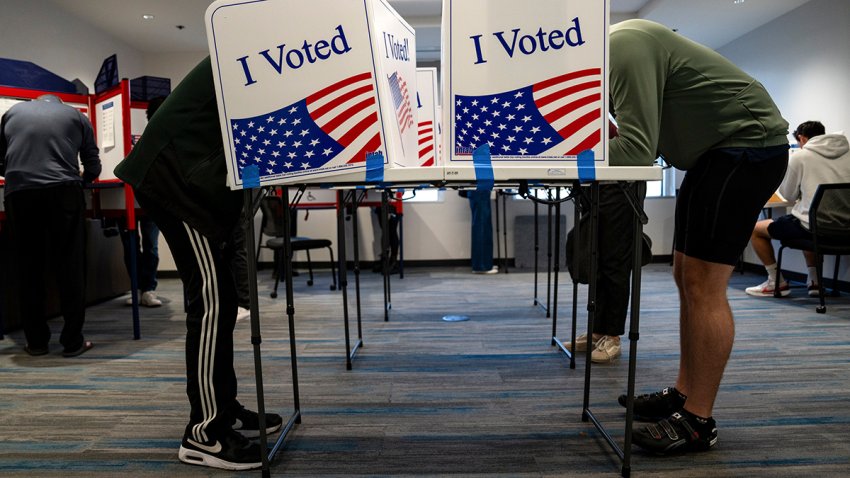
[809,182,850,249]
[259,196,287,238]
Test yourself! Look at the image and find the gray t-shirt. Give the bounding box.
[0,96,101,196]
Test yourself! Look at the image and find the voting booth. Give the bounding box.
[442,0,624,182]
[206,0,419,188]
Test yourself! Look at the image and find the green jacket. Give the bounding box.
[115,57,242,244]
[608,19,789,169]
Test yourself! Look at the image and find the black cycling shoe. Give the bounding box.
[231,405,283,439]
[178,428,263,470]
[632,411,717,455]
[618,386,687,421]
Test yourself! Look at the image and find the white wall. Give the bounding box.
[141,52,208,86]
[0,0,144,90]
[290,190,676,265]
[720,0,850,283]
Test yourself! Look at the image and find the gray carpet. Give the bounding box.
[1,264,848,477]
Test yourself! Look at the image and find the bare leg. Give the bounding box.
[673,251,690,396]
[674,252,735,418]
[750,219,776,266]
[802,250,817,268]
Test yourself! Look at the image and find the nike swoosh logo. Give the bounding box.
[187,438,222,454]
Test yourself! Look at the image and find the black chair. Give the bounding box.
[258,196,337,298]
[775,182,850,313]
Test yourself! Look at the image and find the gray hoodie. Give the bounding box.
[779,132,850,229]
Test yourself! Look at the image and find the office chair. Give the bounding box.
[258,196,337,298]
[774,182,850,313]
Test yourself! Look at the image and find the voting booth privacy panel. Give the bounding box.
[416,67,440,167]
[206,0,419,189]
[442,0,611,181]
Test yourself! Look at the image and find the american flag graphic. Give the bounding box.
[454,68,602,157]
[230,72,382,179]
[417,121,435,166]
[387,71,414,135]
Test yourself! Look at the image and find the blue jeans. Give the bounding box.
[121,216,160,292]
[467,190,493,271]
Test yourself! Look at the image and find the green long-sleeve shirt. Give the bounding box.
[608,19,789,169]
[115,57,242,244]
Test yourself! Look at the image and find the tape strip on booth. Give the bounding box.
[473,144,494,191]
[578,149,596,183]
[366,151,385,183]
[242,164,261,188]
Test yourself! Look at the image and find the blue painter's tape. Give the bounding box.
[578,149,596,183]
[366,151,385,183]
[473,144,494,191]
[242,165,260,189]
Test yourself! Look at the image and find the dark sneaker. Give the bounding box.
[808,282,821,297]
[632,411,717,455]
[618,387,687,421]
[232,405,283,438]
[178,428,263,470]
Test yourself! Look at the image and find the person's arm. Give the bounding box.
[78,113,102,182]
[777,154,803,202]
[607,29,668,167]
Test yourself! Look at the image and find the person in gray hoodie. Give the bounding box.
[746,121,850,297]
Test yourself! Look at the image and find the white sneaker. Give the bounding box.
[236,307,251,322]
[125,290,147,306]
[139,291,162,307]
[565,333,600,353]
[472,266,499,274]
[745,278,790,297]
[591,336,621,363]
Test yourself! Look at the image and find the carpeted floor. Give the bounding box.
[1,264,848,477]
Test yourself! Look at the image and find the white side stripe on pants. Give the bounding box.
[184,223,220,443]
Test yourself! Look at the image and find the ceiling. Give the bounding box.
[46,0,811,62]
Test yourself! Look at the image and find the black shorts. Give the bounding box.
[675,146,789,265]
[767,214,811,241]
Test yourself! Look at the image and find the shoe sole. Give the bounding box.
[236,421,283,439]
[62,341,93,357]
[636,434,718,455]
[24,346,49,356]
[745,288,790,297]
[126,299,163,307]
[178,445,262,471]
[591,352,620,364]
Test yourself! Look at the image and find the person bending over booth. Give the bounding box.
[115,57,282,471]
[746,121,850,297]
[607,19,789,455]
[0,94,101,358]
